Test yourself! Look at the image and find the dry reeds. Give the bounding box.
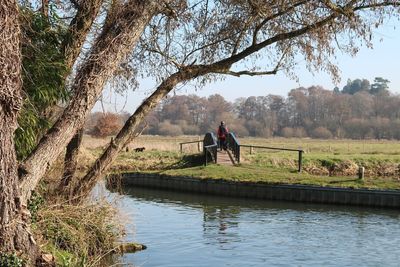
[34,201,121,266]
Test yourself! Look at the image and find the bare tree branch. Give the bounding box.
[182,35,232,65]
[220,69,278,77]
[252,0,308,45]
[354,1,400,10]
[146,47,183,69]
[219,47,288,77]
[231,17,256,56]
[41,0,49,18]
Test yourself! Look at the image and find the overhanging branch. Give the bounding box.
[216,46,288,77]
[220,69,277,77]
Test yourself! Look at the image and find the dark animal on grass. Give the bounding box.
[134,147,145,152]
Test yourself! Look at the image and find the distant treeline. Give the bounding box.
[86,78,400,139]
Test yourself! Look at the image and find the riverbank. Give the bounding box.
[161,164,400,190]
[29,192,121,266]
[36,134,397,263]
[116,172,400,208]
[82,135,400,183]
[19,158,124,266]
[81,135,400,180]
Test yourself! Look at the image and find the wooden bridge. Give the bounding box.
[180,132,304,172]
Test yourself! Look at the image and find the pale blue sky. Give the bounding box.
[95,19,400,113]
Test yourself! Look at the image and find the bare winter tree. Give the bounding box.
[72,0,400,198]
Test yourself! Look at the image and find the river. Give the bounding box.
[105,186,400,266]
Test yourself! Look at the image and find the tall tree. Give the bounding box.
[19,0,176,204]
[342,78,370,94]
[370,77,390,95]
[0,0,37,262]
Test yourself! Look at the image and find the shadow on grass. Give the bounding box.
[328,178,361,184]
[167,153,205,170]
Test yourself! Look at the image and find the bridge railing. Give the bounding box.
[203,132,218,165]
[179,140,203,153]
[226,132,240,163]
[180,132,304,171]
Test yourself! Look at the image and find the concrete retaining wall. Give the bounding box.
[120,172,400,208]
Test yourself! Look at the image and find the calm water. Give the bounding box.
[108,186,400,267]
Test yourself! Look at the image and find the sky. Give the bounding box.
[94,18,400,114]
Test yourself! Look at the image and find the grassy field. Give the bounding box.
[161,164,400,190]
[81,135,400,190]
[238,138,400,177]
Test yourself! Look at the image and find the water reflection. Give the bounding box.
[202,205,240,246]
[112,186,400,267]
[120,186,399,218]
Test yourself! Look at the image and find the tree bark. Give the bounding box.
[61,0,103,70]
[0,0,38,261]
[58,1,104,191]
[60,128,84,190]
[19,0,164,205]
[41,0,49,18]
[43,0,103,122]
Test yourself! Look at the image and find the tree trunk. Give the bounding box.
[57,0,103,192]
[41,0,49,18]
[61,0,103,71]
[43,0,103,122]
[72,66,211,199]
[59,128,84,190]
[0,0,38,261]
[19,0,163,205]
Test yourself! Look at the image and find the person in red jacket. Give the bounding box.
[217,121,229,151]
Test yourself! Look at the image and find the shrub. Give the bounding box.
[91,113,123,137]
[176,120,200,135]
[293,127,307,138]
[230,123,249,137]
[281,127,294,138]
[311,127,333,139]
[158,121,183,136]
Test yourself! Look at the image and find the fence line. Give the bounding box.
[240,144,304,172]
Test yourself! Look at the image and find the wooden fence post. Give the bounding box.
[298,150,303,173]
[358,166,365,180]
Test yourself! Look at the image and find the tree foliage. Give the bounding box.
[15,7,68,159]
[370,77,390,95]
[341,77,390,96]
[91,112,123,137]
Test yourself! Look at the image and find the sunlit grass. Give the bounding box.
[159,164,400,190]
[81,135,400,190]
